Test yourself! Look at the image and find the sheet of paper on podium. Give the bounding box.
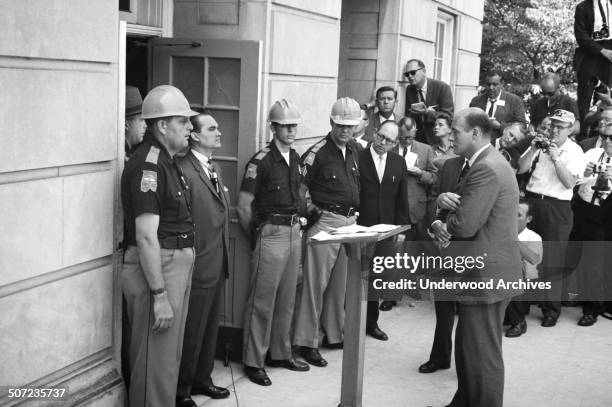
[310,224,398,241]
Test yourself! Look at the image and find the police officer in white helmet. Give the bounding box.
[121,85,198,407]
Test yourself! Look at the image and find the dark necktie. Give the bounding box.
[487,99,497,117]
[418,89,425,103]
[206,162,221,195]
[402,147,408,157]
[458,160,470,183]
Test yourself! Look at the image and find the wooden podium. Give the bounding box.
[309,225,410,407]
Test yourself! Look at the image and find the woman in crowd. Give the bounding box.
[431,113,456,171]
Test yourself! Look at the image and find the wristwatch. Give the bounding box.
[151,288,166,296]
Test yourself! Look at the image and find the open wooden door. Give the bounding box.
[150,38,261,359]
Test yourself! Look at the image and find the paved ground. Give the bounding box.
[194,300,612,407]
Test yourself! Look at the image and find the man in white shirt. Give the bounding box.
[518,109,586,327]
[504,200,543,338]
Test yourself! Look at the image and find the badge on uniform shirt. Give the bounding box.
[245,163,258,179]
[140,170,158,192]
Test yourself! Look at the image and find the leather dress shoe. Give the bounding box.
[244,365,272,386]
[321,337,343,349]
[578,314,597,326]
[505,321,527,338]
[176,396,197,407]
[541,315,557,327]
[379,300,397,311]
[267,357,310,371]
[366,326,388,341]
[299,347,328,367]
[191,384,230,399]
[418,360,450,373]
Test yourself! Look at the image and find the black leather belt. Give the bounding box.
[314,202,358,217]
[525,191,564,201]
[262,213,301,226]
[160,233,194,249]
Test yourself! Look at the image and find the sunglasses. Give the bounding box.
[404,67,424,77]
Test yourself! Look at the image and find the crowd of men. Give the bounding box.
[118,2,612,405]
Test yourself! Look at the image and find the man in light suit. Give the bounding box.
[363,86,399,145]
[358,120,410,340]
[177,112,231,406]
[431,107,522,407]
[469,71,526,144]
[379,116,438,311]
[404,59,454,146]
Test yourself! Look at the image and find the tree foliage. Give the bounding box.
[481,0,576,87]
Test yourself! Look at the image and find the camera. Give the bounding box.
[588,76,610,95]
[534,138,551,151]
[593,24,610,40]
[592,163,611,192]
[595,162,610,174]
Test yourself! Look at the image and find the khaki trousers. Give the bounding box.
[243,223,301,367]
[294,211,356,347]
[122,245,194,407]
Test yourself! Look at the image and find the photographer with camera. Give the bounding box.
[518,109,586,327]
[574,0,612,140]
[571,106,612,326]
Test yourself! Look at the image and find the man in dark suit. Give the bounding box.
[176,112,231,406]
[364,86,399,145]
[530,72,580,137]
[469,71,526,144]
[404,59,454,146]
[574,0,612,139]
[358,120,409,341]
[431,107,522,407]
[417,155,464,374]
[379,116,438,311]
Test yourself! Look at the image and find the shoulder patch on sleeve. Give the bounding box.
[303,138,327,166]
[310,138,327,154]
[245,163,258,179]
[304,152,316,166]
[145,146,160,164]
[140,170,158,192]
[254,147,271,161]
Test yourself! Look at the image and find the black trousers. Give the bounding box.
[527,196,573,318]
[428,300,456,365]
[177,278,224,397]
[570,198,607,316]
[504,299,529,325]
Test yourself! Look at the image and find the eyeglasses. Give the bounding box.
[599,120,612,128]
[549,123,571,131]
[404,67,424,77]
[376,132,396,144]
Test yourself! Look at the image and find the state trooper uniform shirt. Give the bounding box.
[121,135,193,246]
[240,141,302,216]
[301,134,360,208]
